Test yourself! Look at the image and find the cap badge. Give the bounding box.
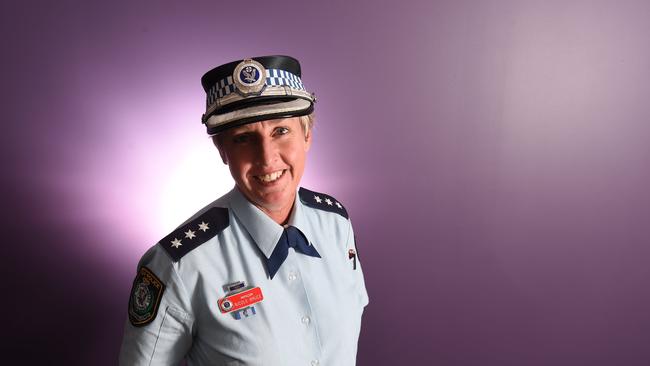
[233,59,267,96]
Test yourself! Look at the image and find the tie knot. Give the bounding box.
[284,226,302,248]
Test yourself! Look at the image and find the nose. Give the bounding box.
[254,136,277,167]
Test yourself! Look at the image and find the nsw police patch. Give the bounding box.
[128,266,165,327]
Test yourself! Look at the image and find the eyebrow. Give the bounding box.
[230,119,289,134]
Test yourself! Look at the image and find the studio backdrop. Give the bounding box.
[2,0,650,364]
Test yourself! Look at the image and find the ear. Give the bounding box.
[304,128,312,152]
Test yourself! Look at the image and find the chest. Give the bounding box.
[185,226,365,366]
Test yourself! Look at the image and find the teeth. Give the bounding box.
[257,170,284,183]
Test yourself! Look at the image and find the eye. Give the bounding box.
[274,127,290,136]
[232,133,250,144]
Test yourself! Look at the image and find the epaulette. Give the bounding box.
[299,187,349,219]
[159,207,229,261]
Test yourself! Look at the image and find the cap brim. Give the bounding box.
[206,98,313,135]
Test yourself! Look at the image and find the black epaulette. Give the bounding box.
[159,207,229,262]
[299,187,349,219]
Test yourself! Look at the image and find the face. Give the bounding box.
[216,117,311,218]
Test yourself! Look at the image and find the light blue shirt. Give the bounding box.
[119,187,369,365]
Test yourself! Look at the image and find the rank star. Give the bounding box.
[185,230,196,239]
[325,198,333,205]
[198,221,210,232]
[170,238,182,248]
[335,202,342,209]
[314,195,322,203]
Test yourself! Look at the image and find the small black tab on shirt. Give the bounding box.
[159,207,229,261]
[299,187,349,219]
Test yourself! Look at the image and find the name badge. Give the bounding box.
[218,286,264,314]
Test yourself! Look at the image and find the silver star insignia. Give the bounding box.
[325,198,333,205]
[335,202,342,209]
[185,230,196,239]
[314,195,322,203]
[198,221,209,232]
[170,238,182,248]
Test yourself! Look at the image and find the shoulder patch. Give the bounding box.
[299,187,349,219]
[128,266,165,327]
[160,207,229,262]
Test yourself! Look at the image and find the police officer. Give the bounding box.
[119,55,369,365]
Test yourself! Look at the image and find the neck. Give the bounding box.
[238,188,296,225]
[262,203,294,225]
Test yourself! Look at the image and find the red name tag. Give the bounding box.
[218,287,264,313]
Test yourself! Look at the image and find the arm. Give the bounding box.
[119,248,194,365]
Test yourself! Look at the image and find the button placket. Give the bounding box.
[287,255,323,363]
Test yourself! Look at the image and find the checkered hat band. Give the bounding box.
[206,69,306,106]
[265,69,305,90]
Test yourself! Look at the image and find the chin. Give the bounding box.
[256,190,293,210]
[238,174,299,212]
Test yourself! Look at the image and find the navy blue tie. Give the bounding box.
[266,226,321,279]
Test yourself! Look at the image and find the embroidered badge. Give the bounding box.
[128,266,165,327]
[219,281,264,320]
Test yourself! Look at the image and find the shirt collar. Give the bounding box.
[229,187,317,259]
[288,192,318,249]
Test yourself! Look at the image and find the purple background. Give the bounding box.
[3,0,650,364]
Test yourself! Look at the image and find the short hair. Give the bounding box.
[212,113,315,147]
[299,112,315,137]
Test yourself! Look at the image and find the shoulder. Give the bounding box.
[152,191,238,262]
[157,206,230,262]
[298,187,349,219]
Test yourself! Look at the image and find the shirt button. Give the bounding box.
[301,316,311,324]
[288,272,297,281]
[311,360,320,366]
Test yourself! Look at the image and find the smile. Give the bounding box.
[255,170,286,183]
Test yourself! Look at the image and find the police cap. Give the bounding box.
[200,55,315,135]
